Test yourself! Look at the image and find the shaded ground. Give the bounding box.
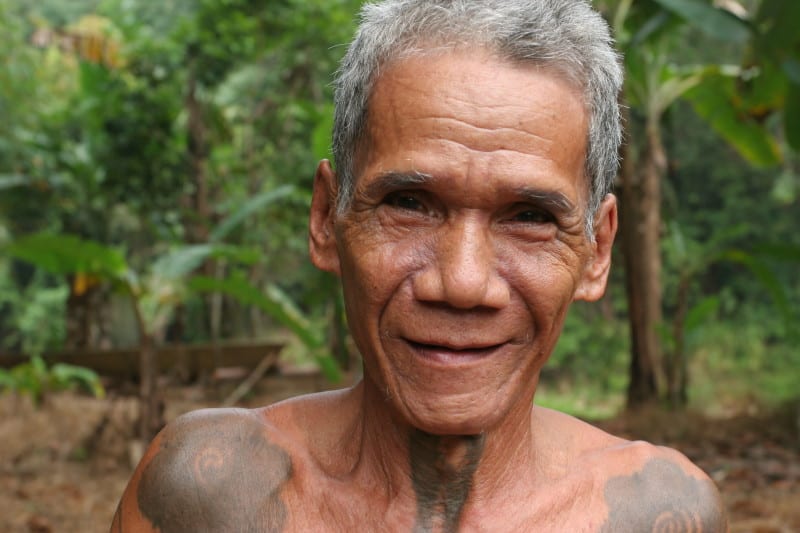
[1,377,798,532]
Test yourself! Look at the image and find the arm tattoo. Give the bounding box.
[136,411,291,533]
[410,431,485,533]
[601,458,727,533]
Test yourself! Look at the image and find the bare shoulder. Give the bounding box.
[534,406,727,532]
[112,407,293,533]
[597,440,727,532]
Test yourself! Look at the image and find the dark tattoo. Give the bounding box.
[137,410,291,533]
[601,458,726,533]
[410,431,485,533]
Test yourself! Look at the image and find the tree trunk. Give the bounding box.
[185,63,210,246]
[620,114,666,408]
[184,58,216,338]
[667,275,691,408]
[138,332,163,443]
[132,300,163,443]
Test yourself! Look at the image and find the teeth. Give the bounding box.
[411,340,499,351]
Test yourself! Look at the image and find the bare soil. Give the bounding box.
[1,377,798,532]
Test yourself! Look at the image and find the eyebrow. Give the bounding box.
[362,170,433,199]
[363,170,577,214]
[511,186,576,214]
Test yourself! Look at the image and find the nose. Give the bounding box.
[412,217,510,309]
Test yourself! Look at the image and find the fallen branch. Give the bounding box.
[222,351,280,407]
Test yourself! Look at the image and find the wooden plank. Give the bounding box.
[0,341,285,380]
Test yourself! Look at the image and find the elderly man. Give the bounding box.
[112,0,727,531]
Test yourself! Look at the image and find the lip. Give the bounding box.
[404,338,506,364]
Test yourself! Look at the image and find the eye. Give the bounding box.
[383,191,425,212]
[509,208,555,224]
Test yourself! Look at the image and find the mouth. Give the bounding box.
[404,339,506,364]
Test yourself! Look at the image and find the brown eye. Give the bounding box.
[510,209,555,224]
[385,192,424,212]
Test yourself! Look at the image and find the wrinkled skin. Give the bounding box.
[311,49,611,437]
[112,50,727,532]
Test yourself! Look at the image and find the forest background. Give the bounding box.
[1,0,799,530]
[0,0,800,414]
[1,0,799,449]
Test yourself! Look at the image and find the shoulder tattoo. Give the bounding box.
[136,410,292,533]
[601,457,727,532]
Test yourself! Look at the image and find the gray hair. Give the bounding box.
[332,0,622,234]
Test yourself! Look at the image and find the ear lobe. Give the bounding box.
[574,194,618,302]
[309,160,341,276]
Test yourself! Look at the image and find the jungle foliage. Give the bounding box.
[0,0,797,421]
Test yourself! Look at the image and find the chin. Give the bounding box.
[398,392,510,436]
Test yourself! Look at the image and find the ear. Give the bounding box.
[309,160,341,276]
[574,194,618,302]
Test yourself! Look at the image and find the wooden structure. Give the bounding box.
[0,341,285,381]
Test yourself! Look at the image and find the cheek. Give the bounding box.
[338,235,428,318]
[501,245,584,315]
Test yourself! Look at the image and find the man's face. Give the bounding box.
[310,50,616,435]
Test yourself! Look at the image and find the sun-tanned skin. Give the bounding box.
[112,50,727,532]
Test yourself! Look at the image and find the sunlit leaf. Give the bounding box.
[210,185,297,243]
[685,73,781,166]
[5,232,128,280]
[311,104,334,162]
[189,272,341,382]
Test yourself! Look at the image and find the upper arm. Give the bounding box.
[111,408,293,533]
[599,443,728,533]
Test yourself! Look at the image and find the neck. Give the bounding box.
[408,430,485,532]
[346,379,538,531]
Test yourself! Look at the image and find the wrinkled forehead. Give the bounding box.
[352,47,589,191]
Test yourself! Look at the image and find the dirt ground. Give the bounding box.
[1,375,798,533]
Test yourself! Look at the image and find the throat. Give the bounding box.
[409,430,485,532]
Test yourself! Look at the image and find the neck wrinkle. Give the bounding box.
[350,377,541,527]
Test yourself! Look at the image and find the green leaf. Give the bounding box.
[721,249,795,331]
[5,233,129,281]
[685,73,781,166]
[753,0,800,58]
[150,245,217,279]
[684,295,720,333]
[653,0,750,43]
[784,81,800,151]
[629,10,671,47]
[311,104,334,162]
[189,273,341,382]
[313,352,342,383]
[783,59,800,86]
[210,185,297,242]
[0,174,29,190]
[752,243,800,262]
[150,243,259,280]
[653,69,704,116]
[0,369,14,391]
[50,363,106,398]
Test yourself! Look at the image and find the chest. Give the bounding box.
[277,473,608,533]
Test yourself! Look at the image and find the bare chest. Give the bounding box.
[275,473,607,533]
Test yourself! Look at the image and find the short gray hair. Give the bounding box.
[332,0,622,233]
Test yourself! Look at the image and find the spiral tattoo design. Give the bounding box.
[601,458,726,532]
[193,446,227,487]
[137,410,291,533]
